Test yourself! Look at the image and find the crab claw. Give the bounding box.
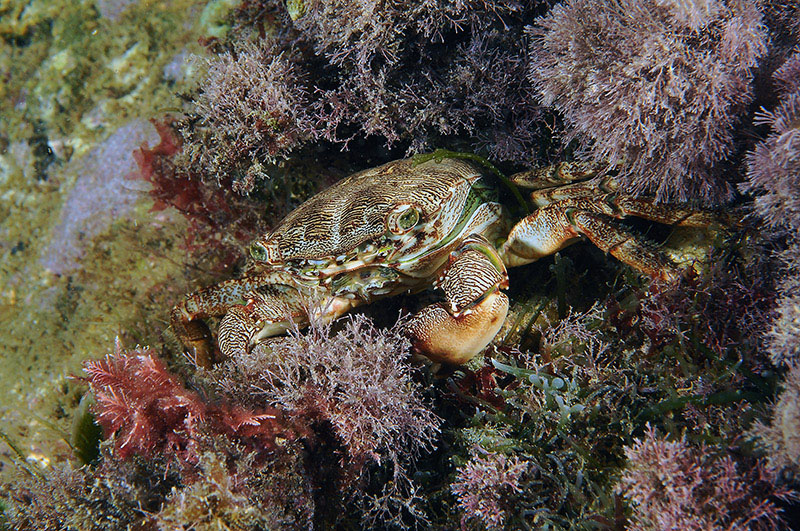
[171,271,311,367]
[217,305,267,359]
[406,235,509,365]
[217,286,309,359]
[217,285,361,359]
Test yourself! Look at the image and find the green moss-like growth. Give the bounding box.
[1,0,206,152]
[70,395,102,466]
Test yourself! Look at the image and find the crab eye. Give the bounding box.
[399,208,419,229]
[387,205,420,234]
[250,242,268,261]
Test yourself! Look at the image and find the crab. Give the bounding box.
[172,155,720,368]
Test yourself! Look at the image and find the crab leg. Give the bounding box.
[515,162,730,227]
[510,161,608,190]
[405,235,509,365]
[500,206,679,282]
[515,161,724,218]
[606,196,728,227]
[502,160,729,280]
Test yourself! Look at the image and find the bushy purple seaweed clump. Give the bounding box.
[179,1,545,193]
[616,425,791,530]
[753,364,800,480]
[292,0,541,156]
[743,50,800,235]
[742,50,800,368]
[528,0,769,203]
[212,313,441,526]
[188,38,314,194]
[764,272,800,368]
[451,449,531,530]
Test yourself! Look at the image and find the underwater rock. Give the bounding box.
[95,0,139,22]
[40,120,157,275]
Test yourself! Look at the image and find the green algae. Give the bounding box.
[1,0,209,152]
[199,0,239,39]
[70,394,101,466]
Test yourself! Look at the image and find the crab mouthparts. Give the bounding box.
[288,240,394,280]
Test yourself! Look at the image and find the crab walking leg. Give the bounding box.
[406,236,510,365]
[510,161,608,190]
[500,206,679,282]
[170,307,217,368]
[515,163,732,228]
[527,193,728,229]
[608,196,729,228]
